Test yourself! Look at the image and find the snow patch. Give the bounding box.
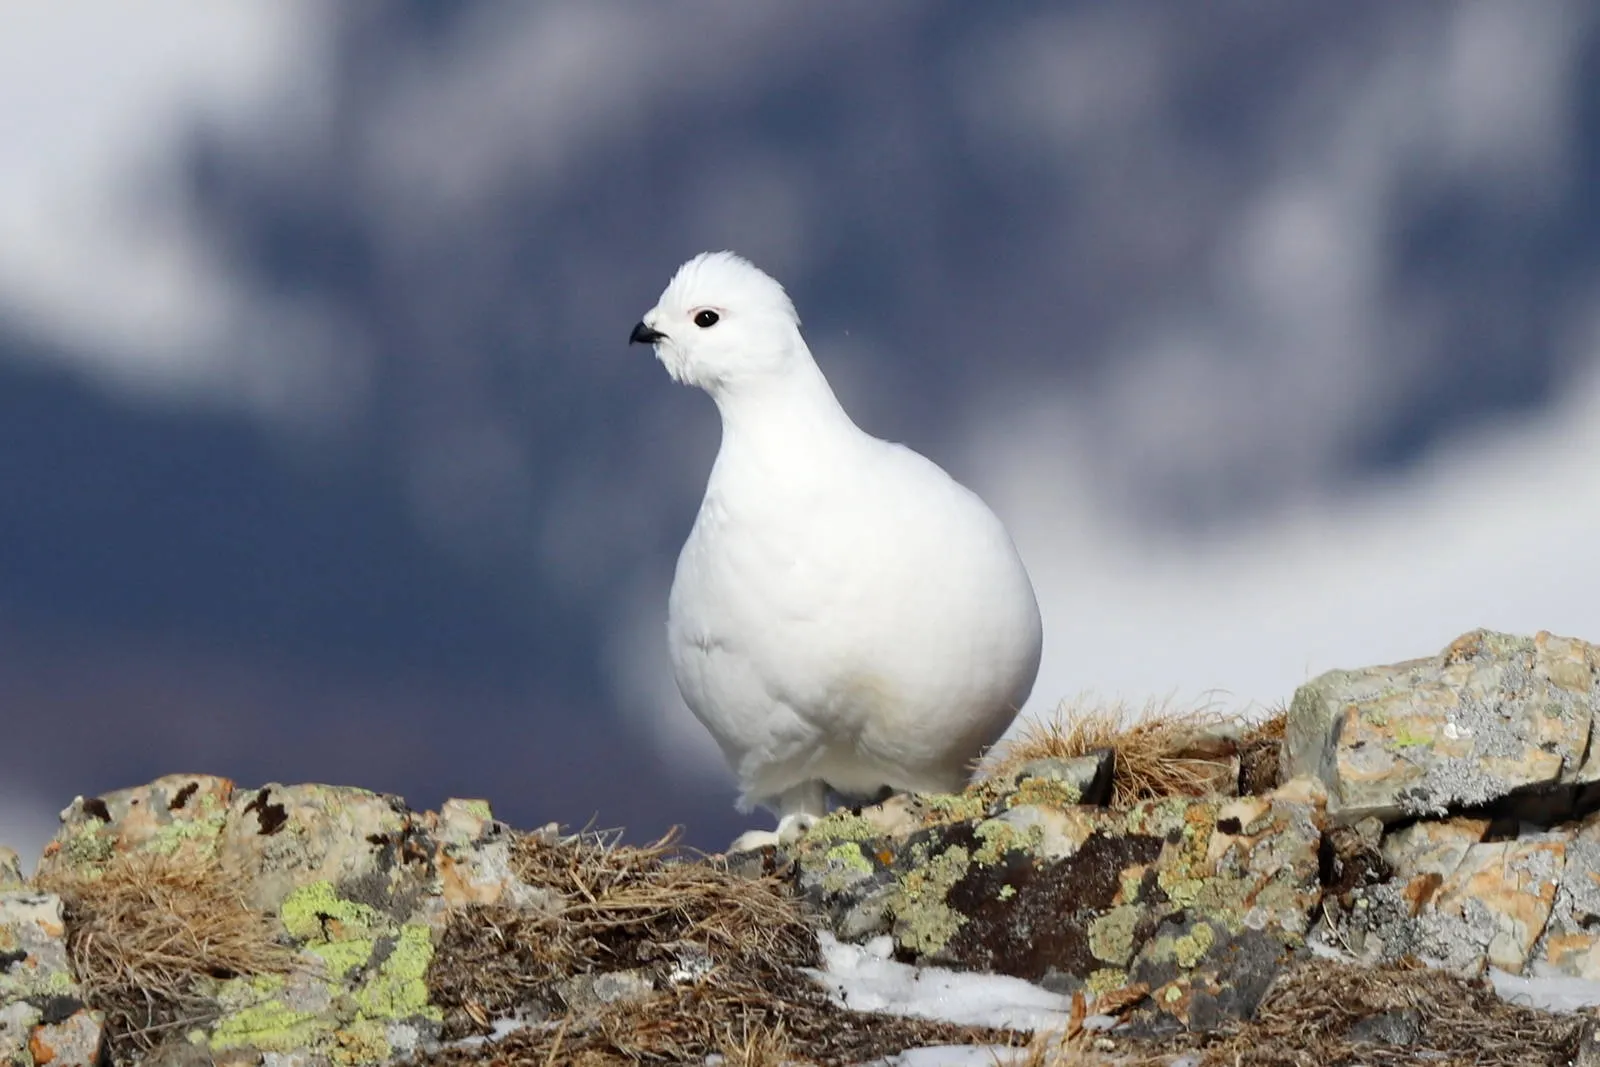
[809,932,1073,1032]
[1490,967,1600,1013]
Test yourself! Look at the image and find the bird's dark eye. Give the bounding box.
[694,309,720,328]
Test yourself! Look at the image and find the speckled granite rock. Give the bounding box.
[0,889,105,1066]
[1283,629,1600,824]
[1323,807,1600,980]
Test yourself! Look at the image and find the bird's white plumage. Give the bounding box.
[636,252,1043,850]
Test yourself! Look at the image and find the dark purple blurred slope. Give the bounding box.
[0,349,742,847]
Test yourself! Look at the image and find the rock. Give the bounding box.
[992,752,1115,807]
[32,778,480,1066]
[1346,1007,1423,1046]
[40,774,236,879]
[787,776,1324,1031]
[0,850,22,890]
[425,799,556,914]
[1429,836,1564,973]
[0,892,75,1004]
[215,782,425,916]
[17,626,1600,1064]
[1380,816,1489,884]
[0,889,102,1067]
[1283,630,1600,824]
[1530,809,1600,979]
[1319,809,1600,979]
[554,968,655,1015]
[25,1005,106,1067]
[142,1036,220,1067]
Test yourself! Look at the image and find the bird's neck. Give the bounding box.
[710,344,860,460]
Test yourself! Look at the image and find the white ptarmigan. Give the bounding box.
[631,251,1043,852]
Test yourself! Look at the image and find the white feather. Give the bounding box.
[636,252,1043,847]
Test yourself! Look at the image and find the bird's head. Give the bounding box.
[631,251,803,392]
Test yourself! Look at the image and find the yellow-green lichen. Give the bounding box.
[280,881,384,941]
[1391,724,1432,748]
[210,976,324,1052]
[144,814,226,858]
[1157,869,1204,908]
[310,937,374,980]
[972,818,1041,866]
[352,923,439,1021]
[1239,809,1278,837]
[459,799,494,819]
[1118,867,1144,904]
[1009,775,1083,811]
[209,901,438,1058]
[276,881,439,1027]
[891,845,971,956]
[805,811,881,846]
[816,843,875,894]
[1087,906,1143,966]
[1172,922,1216,968]
[1120,797,1195,839]
[59,827,115,870]
[998,884,1016,901]
[1087,968,1131,996]
[331,1018,391,1066]
[919,793,988,823]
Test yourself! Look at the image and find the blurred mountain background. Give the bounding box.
[4,1,1600,862]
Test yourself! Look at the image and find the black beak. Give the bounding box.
[630,321,666,345]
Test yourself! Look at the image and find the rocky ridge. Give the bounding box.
[1,628,1598,1065]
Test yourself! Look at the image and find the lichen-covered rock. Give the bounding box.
[0,851,22,891]
[29,778,536,1066]
[1283,630,1600,824]
[0,890,104,1067]
[217,782,426,916]
[39,774,236,880]
[24,1004,105,1067]
[1530,811,1600,980]
[787,775,1324,1030]
[1320,808,1600,980]
[423,800,556,915]
[989,751,1115,806]
[1,893,74,1005]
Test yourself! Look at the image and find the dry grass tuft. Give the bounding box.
[425,827,1023,1066]
[427,827,817,1028]
[984,698,1250,807]
[34,848,296,1054]
[1194,954,1585,1066]
[1238,706,1287,795]
[1014,955,1586,1067]
[715,1015,794,1067]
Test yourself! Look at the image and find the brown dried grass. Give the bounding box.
[1008,955,1587,1067]
[1239,706,1287,794]
[34,848,296,1054]
[425,827,1024,1066]
[1196,954,1586,1066]
[984,698,1256,807]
